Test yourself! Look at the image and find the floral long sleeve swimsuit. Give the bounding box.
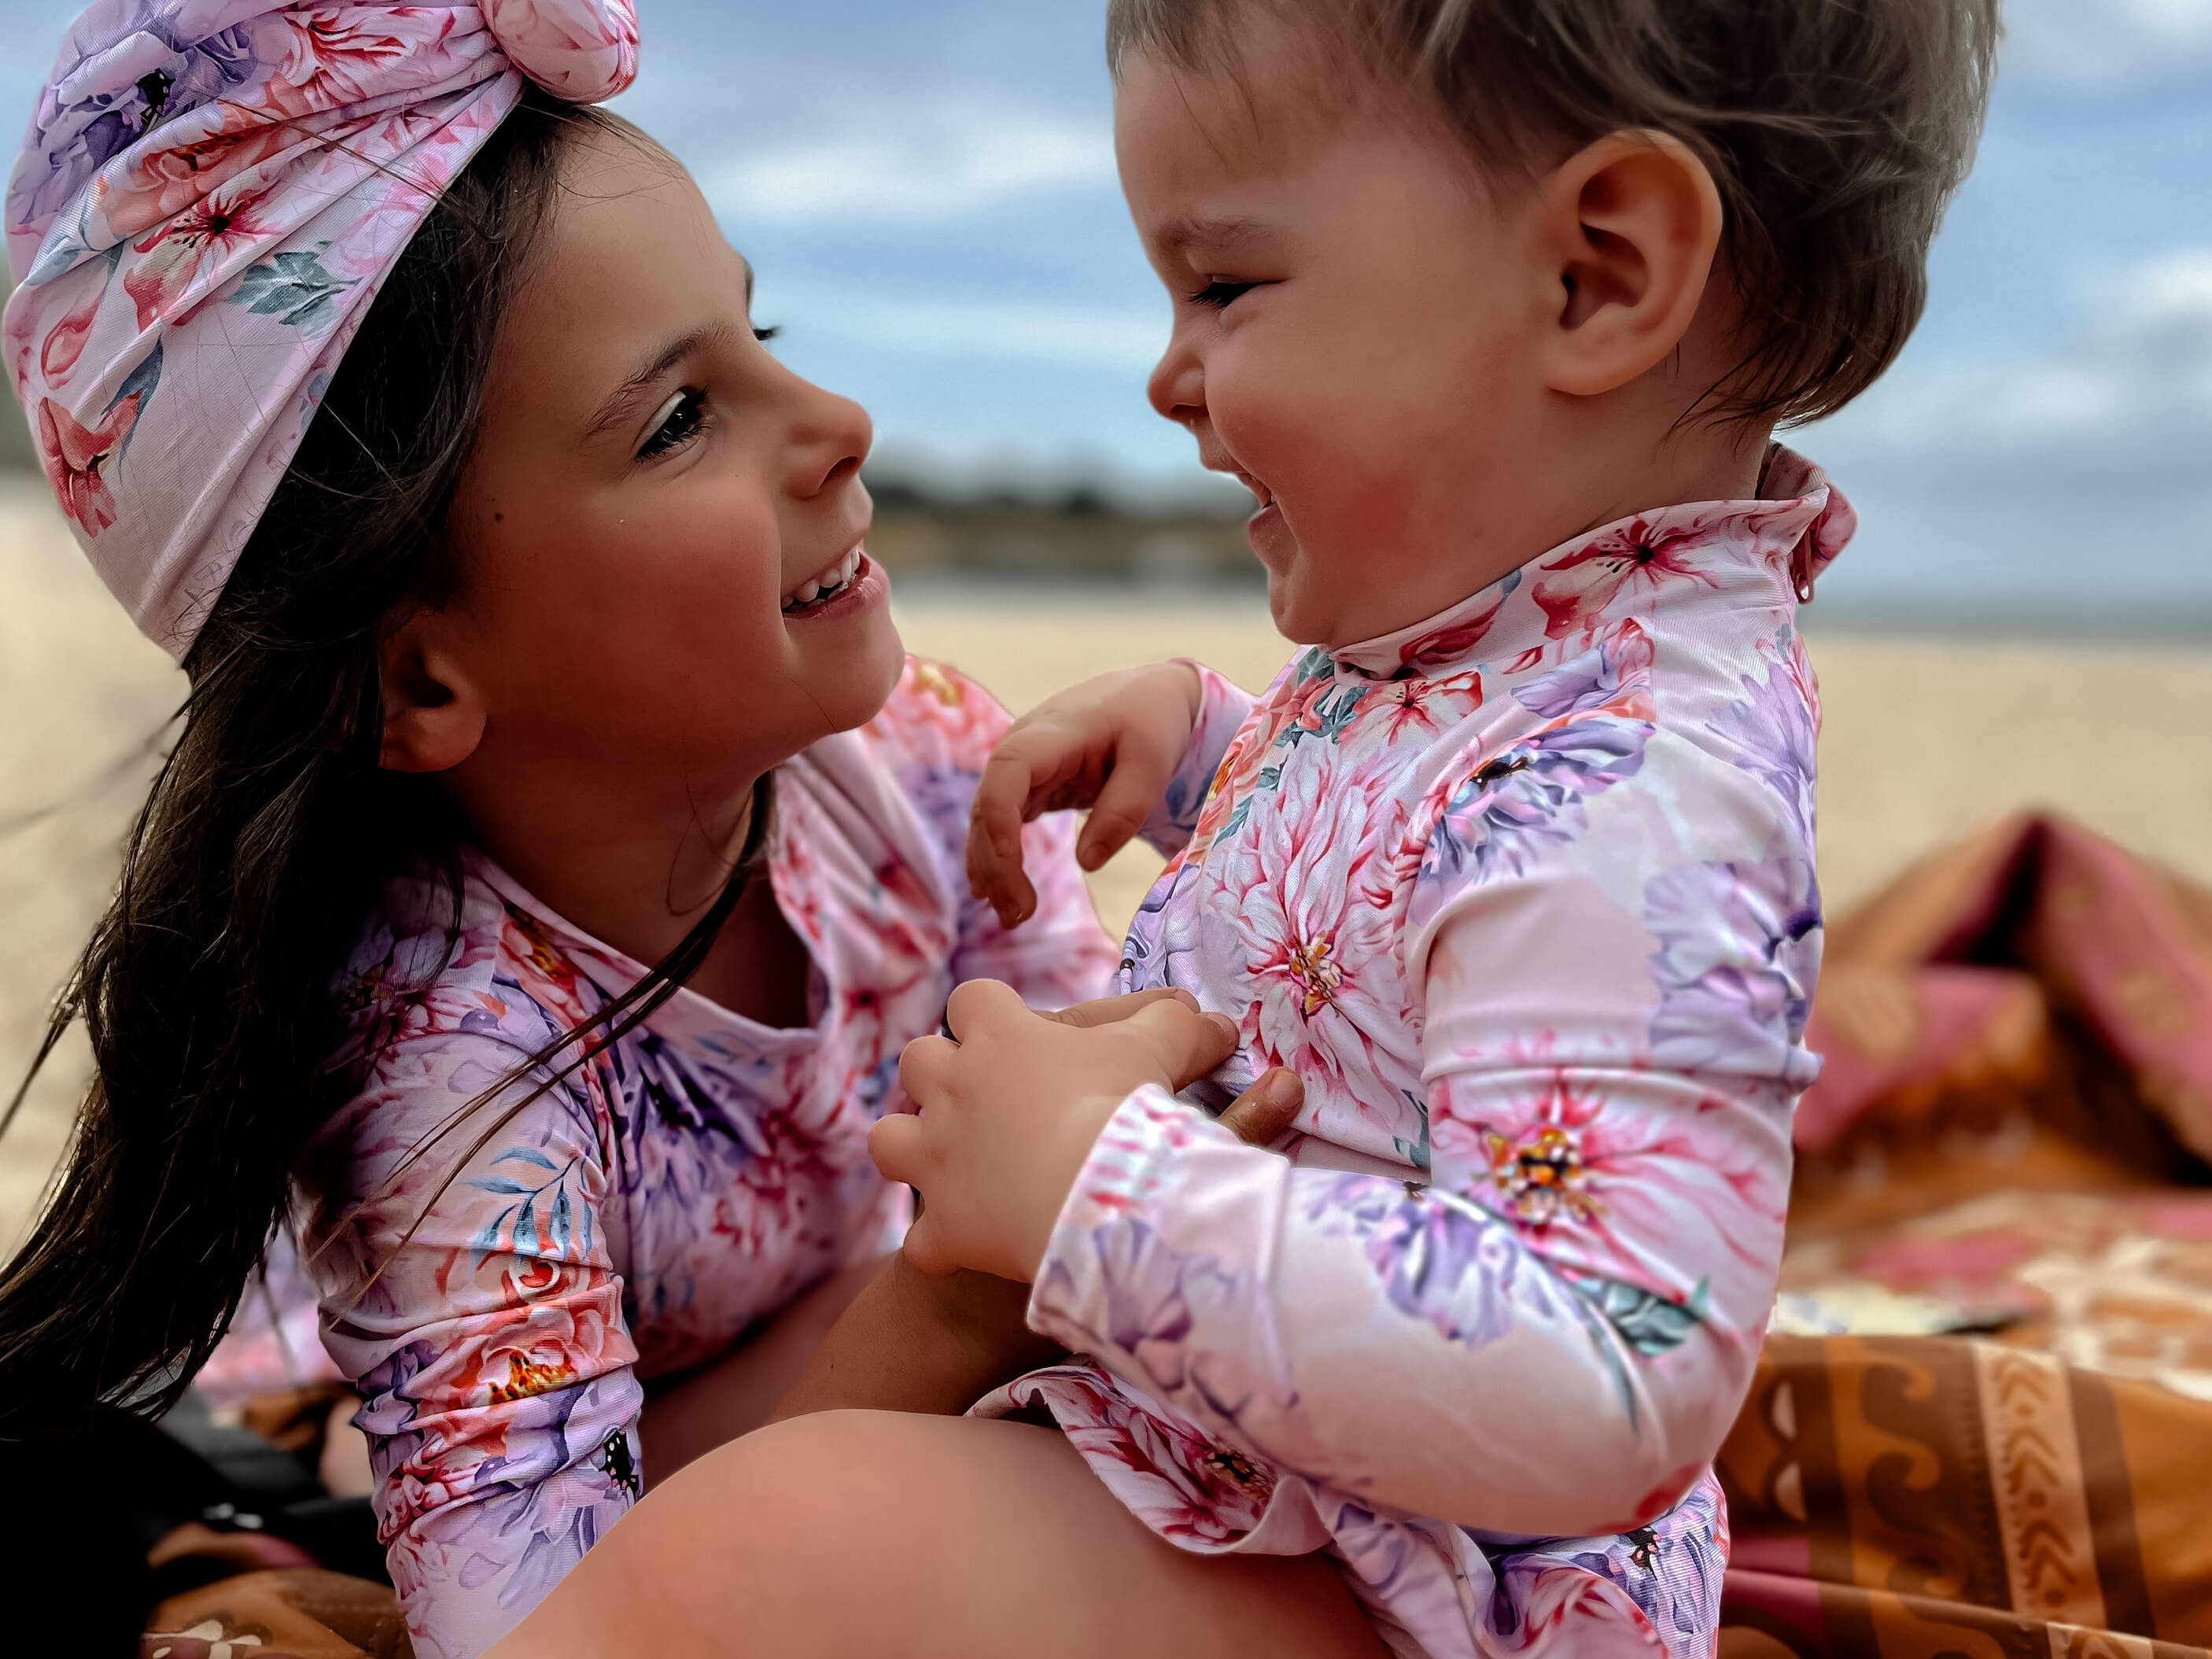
[296,661,1119,1658]
[980,449,1852,1659]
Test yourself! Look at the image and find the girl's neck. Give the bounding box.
[460,769,761,976]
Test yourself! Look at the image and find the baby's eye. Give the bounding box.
[1191,280,1259,309]
[754,324,780,343]
[638,388,708,460]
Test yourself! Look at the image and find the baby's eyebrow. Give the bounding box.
[1156,212,1274,259]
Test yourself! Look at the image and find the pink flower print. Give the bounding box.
[1213,763,1416,1118]
[1531,514,1723,640]
[39,286,101,382]
[1436,1070,1784,1298]
[1373,669,1481,744]
[35,393,141,536]
[123,180,281,329]
[99,116,297,240]
[1395,585,1506,669]
[267,10,450,119]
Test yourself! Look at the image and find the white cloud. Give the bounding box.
[706,105,1118,228]
[2001,0,2212,89]
[1819,248,2212,453]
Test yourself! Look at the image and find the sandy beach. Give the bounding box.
[4,481,2210,1248]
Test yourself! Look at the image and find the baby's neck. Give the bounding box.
[1325,414,1776,651]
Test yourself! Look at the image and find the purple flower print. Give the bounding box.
[1415,714,1651,898]
[1310,1174,1545,1348]
[11,8,265,253]
[1707,637,1819,839]
[1644,855,1822,1090]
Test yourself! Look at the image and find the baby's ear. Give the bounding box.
[375,605,488,775]
[1536,130,1724,399]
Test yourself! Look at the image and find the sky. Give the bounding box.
[3,0,2210,625]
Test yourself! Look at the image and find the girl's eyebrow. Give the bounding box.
[584,322,735,442]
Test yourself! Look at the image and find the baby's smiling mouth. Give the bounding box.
[781,544,865,614]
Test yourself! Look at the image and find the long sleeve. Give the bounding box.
[310,1033,643,1659]
[1027,630,1813,1543]
[1137,662,1255,857]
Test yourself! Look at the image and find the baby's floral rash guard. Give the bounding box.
[981,449,1849,1659]
[297,662,1117,1657]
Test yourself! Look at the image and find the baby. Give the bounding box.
[878,1,1996,1655]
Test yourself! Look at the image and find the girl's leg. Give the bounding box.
[486,1410,1390,1659]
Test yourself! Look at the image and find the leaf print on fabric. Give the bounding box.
[227,242,357,330]
[1644,854,1823,1091]
[1573,1274,1707,1359]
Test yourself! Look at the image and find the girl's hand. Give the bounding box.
[967,662,1204,929]
[872,983,1301,1282]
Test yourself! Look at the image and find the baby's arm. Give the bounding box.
[967,662,1253,927]
[897,728,1807,1542]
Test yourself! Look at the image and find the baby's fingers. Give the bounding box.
[1075,742,1175,873]
[868,1110,930,1188]
[1218,1068,1304,1147]
[968,744,1053,926]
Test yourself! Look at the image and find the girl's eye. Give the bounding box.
[638,388,707,460]
[1192,280,1259,309]
[754,324,779,343]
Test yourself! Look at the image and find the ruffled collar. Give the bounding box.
[1329,445,1853,680]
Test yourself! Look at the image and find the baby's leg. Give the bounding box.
[486,1409,1388,1659]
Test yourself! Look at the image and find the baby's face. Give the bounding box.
[1117,25,1561,648]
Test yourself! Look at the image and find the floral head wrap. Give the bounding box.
[4,0,640,659]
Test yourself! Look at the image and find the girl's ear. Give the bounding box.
[377,606,488,774]
[1535,131,1724,399]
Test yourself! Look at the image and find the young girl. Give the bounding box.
[476,2,1994,1658]
[2,3,1329,1655]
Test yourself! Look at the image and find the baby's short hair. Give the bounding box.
[1108,0,2000,426]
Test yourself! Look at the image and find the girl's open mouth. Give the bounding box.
[782,545,871,617]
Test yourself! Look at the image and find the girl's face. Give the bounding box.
[422,128,901,821]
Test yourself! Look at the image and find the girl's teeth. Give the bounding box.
[783,551,865,614]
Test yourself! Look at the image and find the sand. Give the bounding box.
[4,482,2210,1247]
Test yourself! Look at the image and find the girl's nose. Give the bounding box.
[1147,334,1206,428]
[786,377,874,500]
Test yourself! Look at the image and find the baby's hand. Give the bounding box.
[967,662,1203,929]
[872,984,1303,1282]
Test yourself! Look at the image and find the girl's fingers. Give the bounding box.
[1044,987,1197,1030]
[1218,1068,1305,1147]
[1120,998,1241,1091]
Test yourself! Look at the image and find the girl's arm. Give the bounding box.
[312,1041,647,1659]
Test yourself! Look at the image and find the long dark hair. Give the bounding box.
[0,87,748,1433]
